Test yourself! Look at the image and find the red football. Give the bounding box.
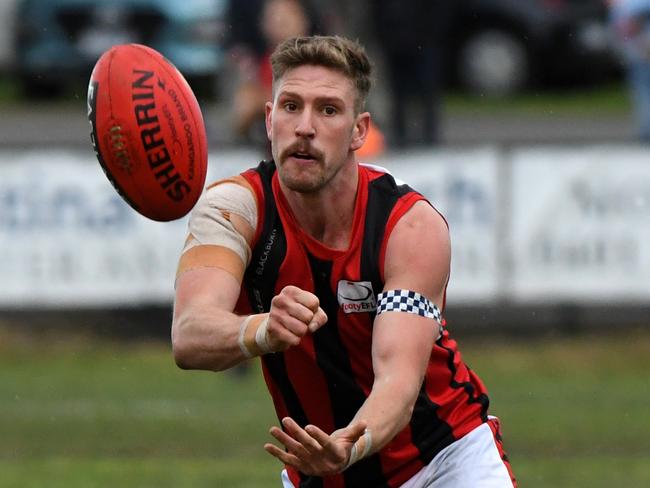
[87,44,207,221]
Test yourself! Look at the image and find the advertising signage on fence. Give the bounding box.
[377,148,501,302]
[509,146,650,302]
[0,149,256,307]
[1,146,648,308]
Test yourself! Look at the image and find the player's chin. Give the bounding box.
[281,172,326,194]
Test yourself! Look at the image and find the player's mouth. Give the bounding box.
[284,146,322,165]
[281,142,323,165]
[290,151,317,162]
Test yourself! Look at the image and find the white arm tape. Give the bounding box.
[254,316,272,354]
[185,182,258,265]
[238,315,255,359]
[237,315,272,358]
[205,182,258,229]
[344,429,372,470]
[360,429,372,458]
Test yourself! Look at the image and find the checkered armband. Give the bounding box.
[376,289,442,324]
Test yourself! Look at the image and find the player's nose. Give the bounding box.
[294,108,316,138]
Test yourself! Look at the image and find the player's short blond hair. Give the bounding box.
[270,35,373,114]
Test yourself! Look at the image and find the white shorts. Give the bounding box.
[400,421,514,487]
[280,420,514,488]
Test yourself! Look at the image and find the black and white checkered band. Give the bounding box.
[376,289,441,324]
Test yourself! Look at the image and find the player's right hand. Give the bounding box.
[266,285,328,351]
[265,417,368,476]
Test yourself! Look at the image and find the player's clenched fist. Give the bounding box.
[237,285,327,358]
[267,286,328,350]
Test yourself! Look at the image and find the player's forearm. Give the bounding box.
[172,305,249,371]
[350,376,421,457]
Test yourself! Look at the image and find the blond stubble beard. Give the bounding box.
[278,161,336,194]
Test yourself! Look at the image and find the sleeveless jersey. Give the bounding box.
[237,161,490,488]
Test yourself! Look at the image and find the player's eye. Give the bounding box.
[284,102,298,112]
[322,106,337,116]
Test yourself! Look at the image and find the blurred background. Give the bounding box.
[0,1,649,487]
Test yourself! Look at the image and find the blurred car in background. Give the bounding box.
[14,0,227,97]
[11,0,620,99]
[450,0,619,95]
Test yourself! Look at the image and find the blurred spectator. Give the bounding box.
[307,0,369,40]
[371,0,454,147]
[224,0,385,159]
[225,0,267,61]
[609,0,650,142]
[225,0,321,153]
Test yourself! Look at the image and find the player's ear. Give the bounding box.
[350,112,370,152]
[265,101,274,141]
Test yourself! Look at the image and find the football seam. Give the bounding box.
[106,45,149,217]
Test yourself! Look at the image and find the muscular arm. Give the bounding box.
[352,200,449,453]
[264,200,450,474]
[172,180,326,371]
[173,266,327,371]
[172,265,249,371]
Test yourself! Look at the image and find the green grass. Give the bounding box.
[1,326,649,487]
[466,330,650,488]
[0,76,20,104]
[446,83,631,116]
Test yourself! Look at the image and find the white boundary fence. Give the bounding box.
[1,146,649,308]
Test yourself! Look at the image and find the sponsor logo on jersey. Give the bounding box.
[337,280,377,313]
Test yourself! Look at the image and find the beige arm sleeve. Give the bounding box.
[176,178,258,283]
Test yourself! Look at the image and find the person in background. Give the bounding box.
[228,0,318,153]
[371,0,454,147]
[609,0,650,142]
[172,35,516,487]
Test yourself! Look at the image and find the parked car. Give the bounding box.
[449,0,620,95]
[14,0,228,97]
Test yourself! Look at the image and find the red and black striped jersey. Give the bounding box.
[237,160,490,488]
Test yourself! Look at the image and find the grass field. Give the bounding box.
[1,325,649,488]
[445,82,631,116]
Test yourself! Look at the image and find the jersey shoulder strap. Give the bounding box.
[241,161,286,313]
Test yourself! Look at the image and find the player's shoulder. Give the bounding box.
[190,174,259,221]
[398,200,449,237]
[361,162,426,197]
[205,174,254,193]
[199,174,255,203]
[364,165,445,220]
[385,200,450,277]
[360,162,403,185]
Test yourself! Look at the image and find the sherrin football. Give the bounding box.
[87,44,207,221]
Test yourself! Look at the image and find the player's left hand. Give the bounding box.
[264,417,367,476]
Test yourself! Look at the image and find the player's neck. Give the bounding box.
[282,164,358,250]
